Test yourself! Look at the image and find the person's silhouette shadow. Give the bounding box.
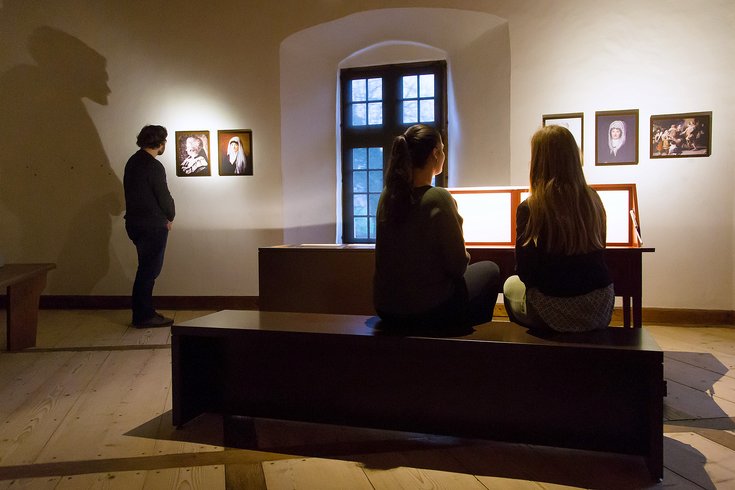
[0,25,124,293]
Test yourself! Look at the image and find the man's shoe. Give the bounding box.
[154,312,174,322]
[133,314,173,328]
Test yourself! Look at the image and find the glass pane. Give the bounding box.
[402,100,418,124]
[368,170,382,192]
[419,74,435,97]
[367,78,382,101]
[368,147,383,169]
[351,103,366,126]
[369,193,380,215]
[352,148,367,169]
[354,217,368,239]
[369,216,376,240]
[353,194,368,215]
[419,99,435,122]
[367,102,382,125]
[402,75,417,99]
[351,79,366,102]
[353,171,367,192]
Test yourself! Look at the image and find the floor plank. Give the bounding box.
[1,310,734,489]
[35,310,127,349]
[650,326,735,358]
[225,462,267,490]
[666,432,735,488]
[0,351,110,466]
[359,448,490,490]
[33,349,170,463]
[53,471,146,489]
[0,352,80,421]
[142,465,225,489]
[0,477,61,489]
[262,457,374,490]
[666,351,734,379]
[665,379,735,420]
[665,356,735,406]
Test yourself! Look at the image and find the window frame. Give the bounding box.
[340,60,448,244]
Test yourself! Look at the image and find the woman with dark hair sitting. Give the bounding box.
[373,124,500,330]
[504,125,614,332]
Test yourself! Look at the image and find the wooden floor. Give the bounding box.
[0,310,733,489]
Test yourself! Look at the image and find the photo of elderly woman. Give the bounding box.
[218,130,253,176]
[595,110,638,165]
[608,120,626,157]
[175,131,211,176]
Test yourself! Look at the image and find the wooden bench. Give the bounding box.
[0,263,55,351]
[171,310,664,480]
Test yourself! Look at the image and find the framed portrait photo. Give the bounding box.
[218,129,253,176]
[650,111,711,158]
[595,109,639,166]
[543,112,584,154]
[175,130,211,177]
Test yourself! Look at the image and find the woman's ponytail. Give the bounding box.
[381,135,413,224]
[378,124,441,225]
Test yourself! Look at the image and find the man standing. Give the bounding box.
[124,125,175,327]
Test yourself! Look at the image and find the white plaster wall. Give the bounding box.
[505,0,735,309]
[448,21,510,187]
[280,7,509,244]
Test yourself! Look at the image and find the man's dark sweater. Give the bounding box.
[123,149,175,227]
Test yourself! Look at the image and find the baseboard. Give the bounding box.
[2,295,732,326]
[638,307,734,326]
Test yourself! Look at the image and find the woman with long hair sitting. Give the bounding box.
[373,124,500,330]
[504,125,614,332]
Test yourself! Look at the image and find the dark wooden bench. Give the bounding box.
[171,310,664,480]
[0,263,55,351]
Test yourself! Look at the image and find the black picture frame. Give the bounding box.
[595,109,639,166]
[175,130,211,177]
[543,112,584,154]
[650,111,711,158]
[218,129,254,176]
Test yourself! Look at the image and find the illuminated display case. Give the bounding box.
[447,183,641,247]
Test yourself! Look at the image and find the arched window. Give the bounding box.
[340,60,447,243]
[280,9,509,246]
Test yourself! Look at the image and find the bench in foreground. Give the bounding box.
[172,310,664,480]
[1,263,55,351]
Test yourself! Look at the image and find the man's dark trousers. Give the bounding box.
[126,223,169,324]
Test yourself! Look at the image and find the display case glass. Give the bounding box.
[447,183,640,247]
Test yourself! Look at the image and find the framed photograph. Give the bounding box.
[543,112,583,154]
[175,130,211,177]
[595,109,639,165]
[218,129,253,175]
[650,111,711,158]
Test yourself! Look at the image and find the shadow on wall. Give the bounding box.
[0,25,124,294]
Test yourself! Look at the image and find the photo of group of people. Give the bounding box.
[175,129,253,177]
[651,112,711,158]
